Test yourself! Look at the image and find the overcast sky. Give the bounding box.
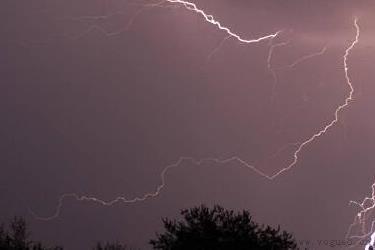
[1,0,375,249]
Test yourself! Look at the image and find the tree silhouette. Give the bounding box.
[93,241,135,250]
[150,205,298,250]
[0,217,62,250]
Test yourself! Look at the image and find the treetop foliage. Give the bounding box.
[150,205,298,250]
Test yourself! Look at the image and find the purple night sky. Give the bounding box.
[1,0,375,249]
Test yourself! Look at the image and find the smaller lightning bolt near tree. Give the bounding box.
[347,181,375,250]
[32,0,360,222]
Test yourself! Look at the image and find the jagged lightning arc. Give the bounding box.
[282,45,328,70]
[165,0,281,43]
[346,181,375,249]
[270,17,359,179]
[205,35,231,62]
[266,40,290,100]
[33,0,360,221]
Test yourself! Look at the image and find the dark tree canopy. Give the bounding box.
[150,205,298,250]
[0,217,62,250]
[93,241,136,250]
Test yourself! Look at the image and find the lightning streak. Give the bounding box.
[21,1,179,45]
[33,3,360,221]
[165,0,280,43]
[282,45,328,69]
[54,0,278,43]
[269,17,359,179]
[266,40,290,100]
[32,156,271,220]
[205,35,231,63]
[346,181,375,249]
[27,0,279,45]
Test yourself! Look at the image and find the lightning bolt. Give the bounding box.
[282,45,328,70]
[346,181,375,249]
[59,0,280,43]
[32,2,360,222]
[266,40,290,100]
[269,17,359,179]
[205,35,232,63]
[164,0,280,43]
